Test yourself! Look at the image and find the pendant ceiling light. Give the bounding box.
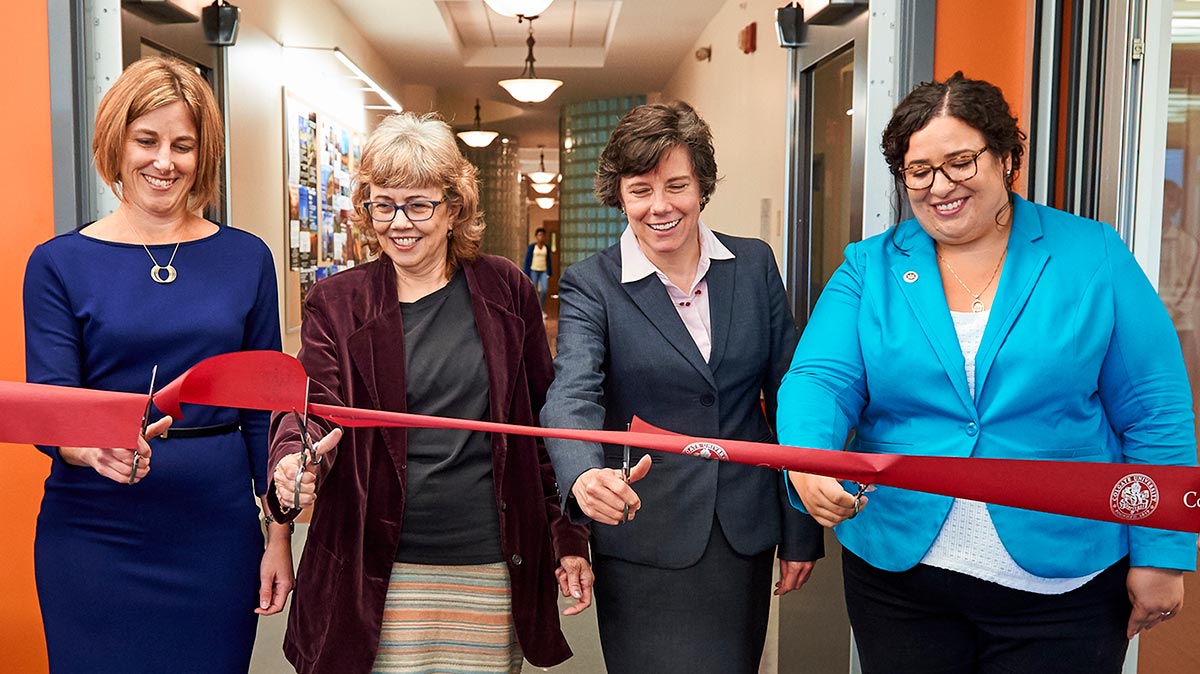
[527,148,558,184]
[530,182,556,194]
[535,196,557,210]
[498,16,563,104]
[483,0,555,18]
[456,99,500,148]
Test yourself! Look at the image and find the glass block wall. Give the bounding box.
[559,96,645,268]
[461,139,524,265]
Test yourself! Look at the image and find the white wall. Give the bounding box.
[225,0,436,352]
[660,0,789,259]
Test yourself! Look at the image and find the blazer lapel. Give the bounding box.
[618,261,716,387]
[463,261,524,486]
[346,260,409,486]
[974,198,1049,396]
[705,256,735,372]
[891,235,975,413]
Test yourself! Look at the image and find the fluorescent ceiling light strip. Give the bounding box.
[334,48,403,112]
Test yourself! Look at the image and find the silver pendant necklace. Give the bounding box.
[126,220,181,284]
[938,248,1006,313]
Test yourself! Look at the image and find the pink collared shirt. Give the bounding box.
[620,223,735,362]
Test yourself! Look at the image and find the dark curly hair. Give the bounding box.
[882,72,1026,182]
[882,72,1027,232]
[594,101,718,211]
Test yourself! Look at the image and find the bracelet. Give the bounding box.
[264,512,295,534]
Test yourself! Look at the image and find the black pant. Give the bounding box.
[592,516,775,674]
[843,550,1131,674]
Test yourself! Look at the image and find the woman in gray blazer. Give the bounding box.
[542,101,824,674]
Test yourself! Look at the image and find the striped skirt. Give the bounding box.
[371,562,524,674]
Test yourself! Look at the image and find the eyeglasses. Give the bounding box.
[362,199,444,223]
[897,147,988,190]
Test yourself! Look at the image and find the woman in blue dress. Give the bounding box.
[23,56,291,673]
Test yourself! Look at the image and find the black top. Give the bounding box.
[396,270,502,564]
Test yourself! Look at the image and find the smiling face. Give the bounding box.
[903,115,1013,248]
[119,101,198,219]
[368,184,459,279]
[619,145,702,266]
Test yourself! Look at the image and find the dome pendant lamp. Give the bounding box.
[456,99,500,148]
[483,0,555,18]
[527,147,558,184]
[498,16,563,104]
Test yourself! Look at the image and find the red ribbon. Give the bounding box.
[0,380,147,451]
[4,350,1198,533]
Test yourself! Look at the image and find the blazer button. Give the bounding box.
[511,554,523,566]
[700,394,715,406]
[965,422,978,436]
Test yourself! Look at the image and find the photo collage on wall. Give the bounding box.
[285,92,367,324]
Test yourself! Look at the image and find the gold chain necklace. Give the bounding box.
[938,248,1007,313]
[126,220,181,284]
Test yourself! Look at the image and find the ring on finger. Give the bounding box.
[1162,610,1174,617]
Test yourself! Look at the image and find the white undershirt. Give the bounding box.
[919,309,1100,594]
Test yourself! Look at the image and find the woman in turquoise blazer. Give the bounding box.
[779,73,1196,674]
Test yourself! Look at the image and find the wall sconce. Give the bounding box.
[803,0,868,26]
[202,1,240,47]
[775,3,806,47]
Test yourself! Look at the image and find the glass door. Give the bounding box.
[1113,1,1200,670]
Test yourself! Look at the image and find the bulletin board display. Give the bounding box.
[283,89,367,332]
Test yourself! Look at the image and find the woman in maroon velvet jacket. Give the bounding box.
[267,112,591,674]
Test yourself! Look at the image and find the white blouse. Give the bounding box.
[919,309,1101,594]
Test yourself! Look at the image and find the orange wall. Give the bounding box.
[934,0,1028,123]
[1,2,55,672]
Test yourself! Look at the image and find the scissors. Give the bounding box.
[850,481,874,518]
[621,429,631,523]
[292,378,316,509]
[131,365,158,485]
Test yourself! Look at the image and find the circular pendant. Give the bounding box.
[971,299,985,313]
[151,264,177,284]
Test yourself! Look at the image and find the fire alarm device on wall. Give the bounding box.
[739,22,757,54]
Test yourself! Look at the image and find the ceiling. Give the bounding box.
[330,0,728,149]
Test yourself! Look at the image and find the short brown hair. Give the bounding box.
[351,113,484,274]
[595,101,718,210]
[92,56,225,211]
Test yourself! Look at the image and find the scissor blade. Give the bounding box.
[301,377,311,428]
[140,365,158,435]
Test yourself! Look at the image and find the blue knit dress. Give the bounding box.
[23,224,281,674]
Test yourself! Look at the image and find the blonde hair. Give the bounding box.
[92,56,224,211]
[352,112,484,274]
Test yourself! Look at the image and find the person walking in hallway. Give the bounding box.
[525,226,553,317]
